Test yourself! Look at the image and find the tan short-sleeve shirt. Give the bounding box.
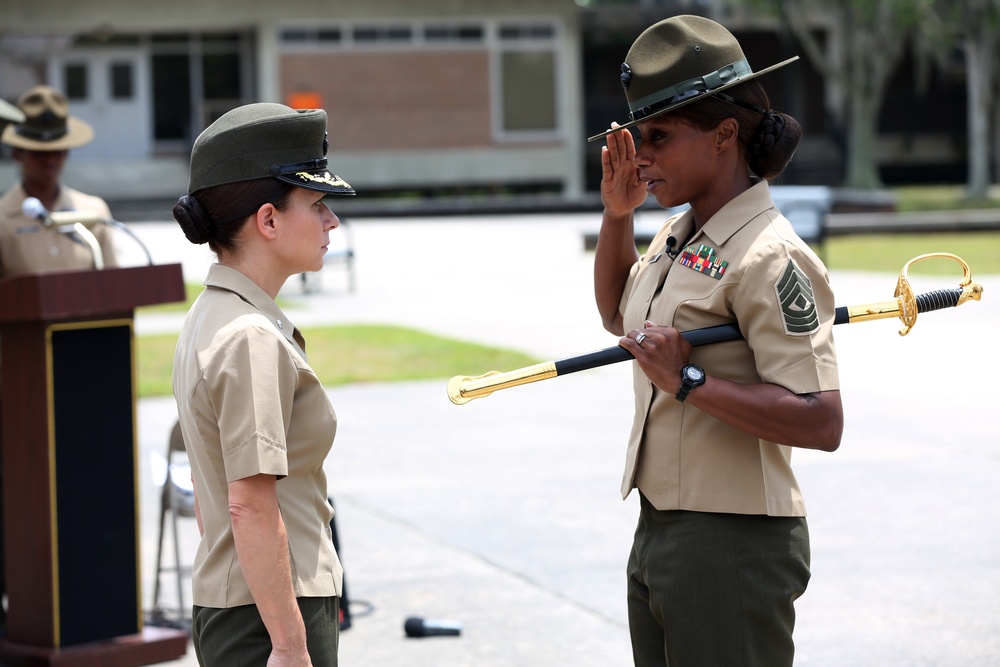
[620,181,840,516]
[173,264,342,607]
[0,183,118,279]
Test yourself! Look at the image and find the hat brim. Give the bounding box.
[1,115,94,151]
[276,168,356,195]
[587,56,798,143]
[0,99,25,124]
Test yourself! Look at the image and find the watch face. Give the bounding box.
[685,366,705,382]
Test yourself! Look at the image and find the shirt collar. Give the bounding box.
[203,263,304,350]
[700,180,776,246]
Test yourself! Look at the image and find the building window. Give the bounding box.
[110,62,133,100]
[64,64,88,100]
[501,50,556,133]
[424,24,484,43]
[495,22,559,139]
[353,25,413,44]
[280,21,485,48]
[281,27,342,44]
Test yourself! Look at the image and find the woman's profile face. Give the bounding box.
[633,115,721,211]
[274,186,340,275]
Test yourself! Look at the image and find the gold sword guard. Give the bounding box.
[844,252,983,335]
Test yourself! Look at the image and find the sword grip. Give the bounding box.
[915,287,962,313]
[553,323,743,376]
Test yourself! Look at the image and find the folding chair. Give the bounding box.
[151,421,195,628]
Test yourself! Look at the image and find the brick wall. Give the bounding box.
[280,50,493,151]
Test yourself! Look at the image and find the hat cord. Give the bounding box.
[712,92,768,116]
[15,124,69,142]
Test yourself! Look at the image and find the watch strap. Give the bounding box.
[675,383,694,403]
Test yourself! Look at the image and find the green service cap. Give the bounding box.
[188,102,354,195]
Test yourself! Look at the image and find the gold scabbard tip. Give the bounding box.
[447,372,499,406]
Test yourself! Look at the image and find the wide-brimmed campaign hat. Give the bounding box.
[0,98,24,125]
[588,15,797,142]
[1,85,94,150]
[188,103,355,196]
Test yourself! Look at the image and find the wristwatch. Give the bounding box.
[675,364,706,403]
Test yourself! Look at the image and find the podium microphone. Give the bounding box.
[404,616,462,638]
[22,196,155,266]
[22,196,104,227]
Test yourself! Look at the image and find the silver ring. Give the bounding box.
[635,332,647,346]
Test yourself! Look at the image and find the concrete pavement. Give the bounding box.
[123,211,999,666]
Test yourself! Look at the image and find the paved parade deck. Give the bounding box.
[124,212,998,667]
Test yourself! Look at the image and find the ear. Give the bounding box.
[254,202,279,241]
[714,118,739,152]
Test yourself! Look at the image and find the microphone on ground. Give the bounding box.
[404,616,462,638]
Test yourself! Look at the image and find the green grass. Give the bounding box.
[823,231,1000,274]
[818,185,1000,273]
[138,283,203,314]
[136,324,540,398]
[893,185,1000,212]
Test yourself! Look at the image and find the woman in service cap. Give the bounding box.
[592,16,843,666]
[172,103,354,666]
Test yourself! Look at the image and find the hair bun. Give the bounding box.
[173,194,216,245]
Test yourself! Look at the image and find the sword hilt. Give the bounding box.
[836,253,983,335]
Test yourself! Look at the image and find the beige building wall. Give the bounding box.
[0,0,585,203]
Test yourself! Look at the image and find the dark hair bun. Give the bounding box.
[173,194,216,245]
[747,111,802,181]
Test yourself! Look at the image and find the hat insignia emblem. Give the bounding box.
[620,63,632,90]
[295,171,349,188]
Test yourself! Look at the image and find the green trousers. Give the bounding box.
[192,597,339,666]
[627,494,810,667]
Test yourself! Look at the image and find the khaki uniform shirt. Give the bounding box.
[173,264,342,607]
[619,181,839,516]
[0,182,118,279]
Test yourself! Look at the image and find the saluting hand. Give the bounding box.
[600,122,646,219]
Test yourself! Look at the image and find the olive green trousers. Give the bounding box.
[192,596,339,666]
[627,494,810,667]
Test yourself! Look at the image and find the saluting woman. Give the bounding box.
[593,16,844,667]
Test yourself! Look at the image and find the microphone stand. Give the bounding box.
[59,223,105,270]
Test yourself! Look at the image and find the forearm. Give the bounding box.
[685,377,843,452]
[229,476,308,655]
[594,209,638,336]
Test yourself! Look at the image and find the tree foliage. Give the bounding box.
[749,0,935,189]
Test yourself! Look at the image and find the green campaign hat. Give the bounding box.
[0,97,25,124]
[1,86,93,150]
[588,15,797,142]
[188,102,354,195]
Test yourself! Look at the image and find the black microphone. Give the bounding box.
[665,235,680,259]
[404,616,462,638]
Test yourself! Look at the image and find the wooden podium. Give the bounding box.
[0,265,189,666]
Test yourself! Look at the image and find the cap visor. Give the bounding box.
[278,169,355,195]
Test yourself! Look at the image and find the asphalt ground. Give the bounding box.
[119,211,998,667]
